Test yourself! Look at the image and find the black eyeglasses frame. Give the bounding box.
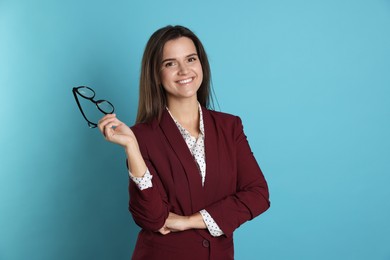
[72,86,115,128]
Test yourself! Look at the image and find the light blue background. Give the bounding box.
[1,0,389,259]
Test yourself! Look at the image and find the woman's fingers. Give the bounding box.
[103,122,122,140]
[97,114,135,148]
[164,212,188,232]
[98,114,116,127]
[98,114,121,135]
[157,226,171,235]
[98,115,114,134]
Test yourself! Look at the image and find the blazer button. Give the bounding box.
[202,239,210,248]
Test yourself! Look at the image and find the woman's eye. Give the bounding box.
[164,62,176,67]
[188,57,197,62]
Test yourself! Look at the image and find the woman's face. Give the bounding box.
[160,37,203,104]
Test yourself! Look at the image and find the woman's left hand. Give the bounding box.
[158,212,206,235]
[164,212,190,232]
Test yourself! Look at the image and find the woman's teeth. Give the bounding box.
[178,78,193,84]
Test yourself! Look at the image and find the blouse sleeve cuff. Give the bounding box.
[199,209,224,237]
[129,168,153,190]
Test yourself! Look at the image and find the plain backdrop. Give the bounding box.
[1,0,389,259]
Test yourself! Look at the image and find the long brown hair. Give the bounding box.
[136,25,213,123]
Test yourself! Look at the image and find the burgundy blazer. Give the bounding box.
[129,107,270,260]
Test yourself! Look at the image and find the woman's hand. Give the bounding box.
[98,114,147,177]
[164,212,190,232]
[157,213,188,235]
[157,225,171,235]
[98,114,136,149]
[158,212,206,235]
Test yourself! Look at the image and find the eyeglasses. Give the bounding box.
[72,86,115,128]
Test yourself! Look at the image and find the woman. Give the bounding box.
[98,25,270,260]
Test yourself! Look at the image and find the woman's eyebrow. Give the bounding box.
[162,53,198,64]
[161,58,175,64]
[186,53,198,58]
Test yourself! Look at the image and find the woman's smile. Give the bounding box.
[177,77,194,85]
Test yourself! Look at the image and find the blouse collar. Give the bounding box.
[166,103,205,138]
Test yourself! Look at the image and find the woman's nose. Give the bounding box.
[177,62,189,74]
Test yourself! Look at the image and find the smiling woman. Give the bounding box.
[97,25,270,260]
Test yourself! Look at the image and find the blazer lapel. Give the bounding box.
[159,109,204,213]
[202,107,221,203]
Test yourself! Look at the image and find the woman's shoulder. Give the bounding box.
[205,108,244,132]
[207,109,237,119]
[206,108,241,124]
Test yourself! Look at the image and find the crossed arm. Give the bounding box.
[99,114,269,237]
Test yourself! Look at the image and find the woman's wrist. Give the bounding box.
[124,138,139,153]
[188,212,206,230]
[125,142,147,178]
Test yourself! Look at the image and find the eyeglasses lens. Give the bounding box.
[78,87,95,99]
[97,101,114,114]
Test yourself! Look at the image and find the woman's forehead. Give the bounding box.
[162,37,197,59]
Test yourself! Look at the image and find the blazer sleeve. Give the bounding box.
[204,116,270,237]
[128,130,170,232]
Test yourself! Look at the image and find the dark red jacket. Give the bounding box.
[129,107,270,260]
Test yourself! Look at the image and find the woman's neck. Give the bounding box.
[167,98,199,131]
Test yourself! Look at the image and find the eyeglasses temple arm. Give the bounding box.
[72,88,98,128]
